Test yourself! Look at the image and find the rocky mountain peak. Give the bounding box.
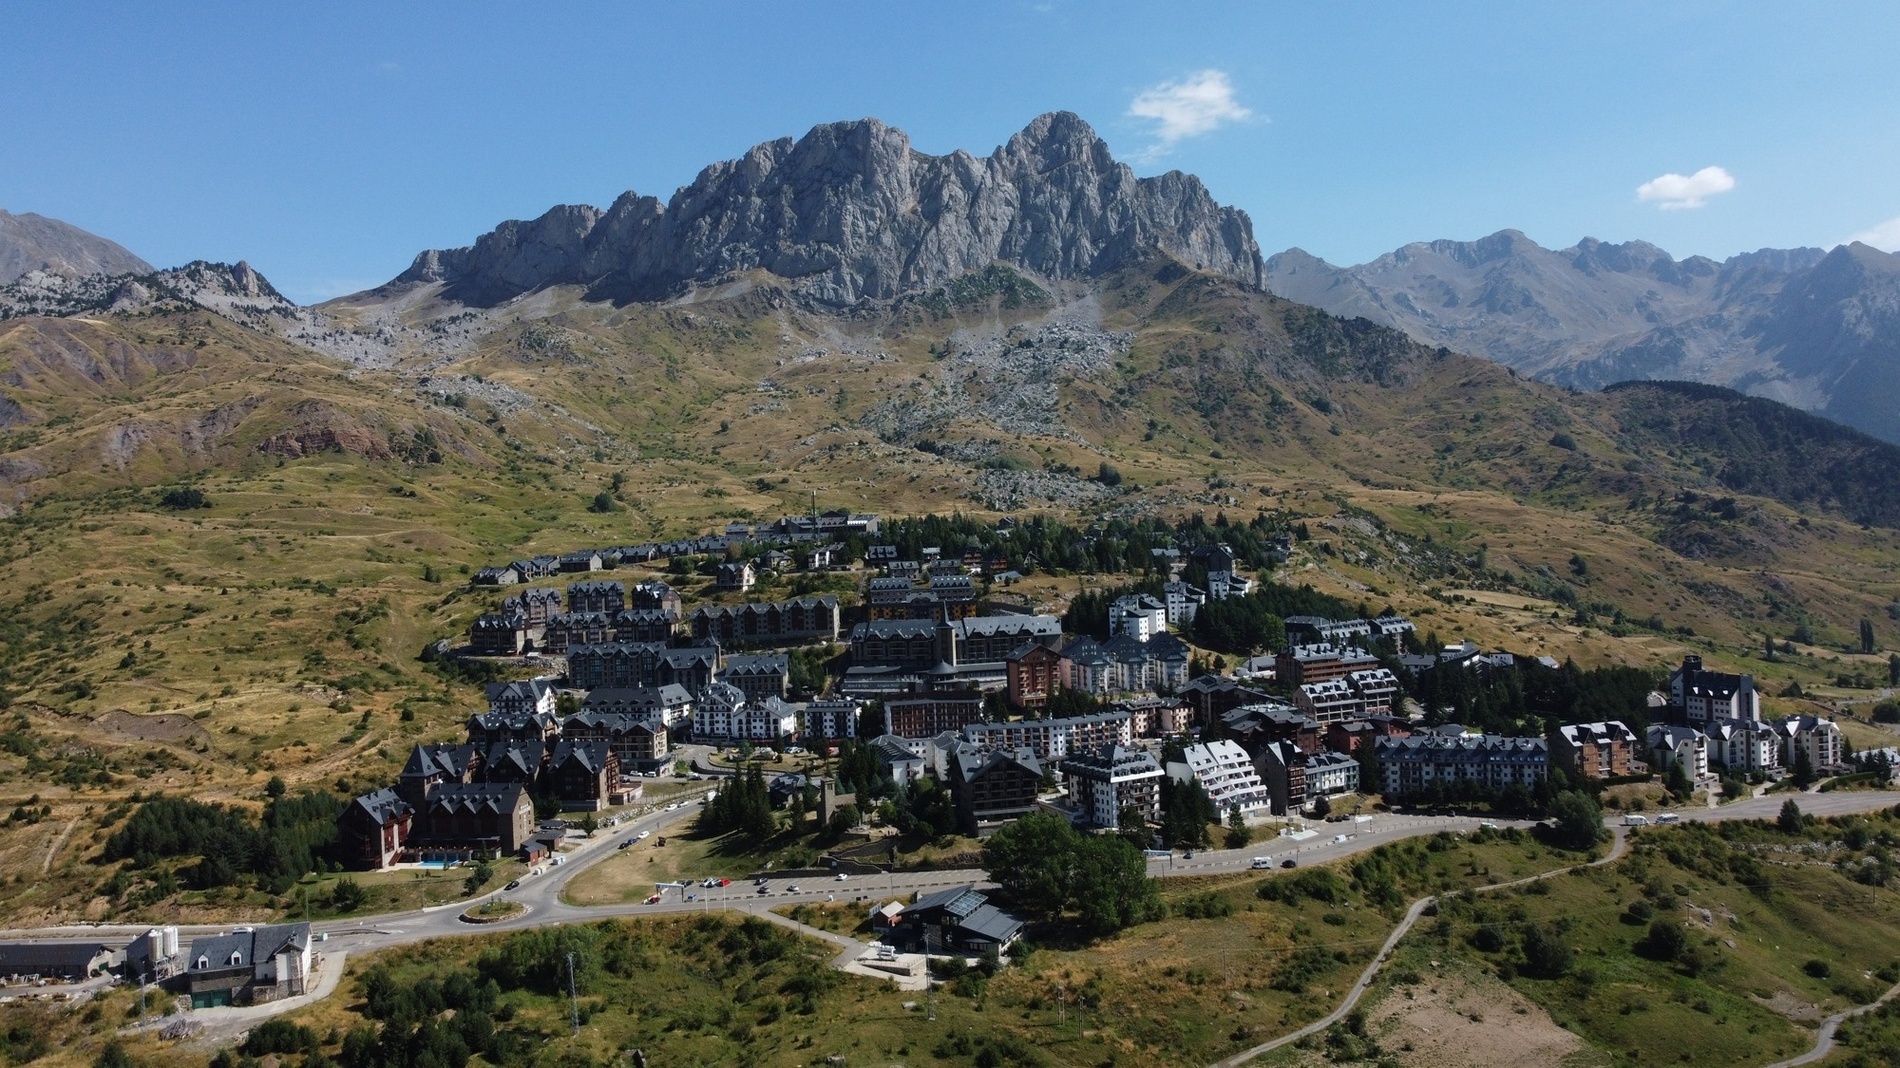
[374,111,1263,309]
[0,209,152,284]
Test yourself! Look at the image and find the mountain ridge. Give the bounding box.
[374,111,1264,308]
[1264,231,1900,442]
[0,209,152,284]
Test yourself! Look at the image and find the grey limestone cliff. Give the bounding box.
[387,112,1263,307]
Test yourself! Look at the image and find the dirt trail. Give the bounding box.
[42,817,78,874]
[1214,826,1631,1068]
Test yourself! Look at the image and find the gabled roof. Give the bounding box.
[551,739,614,774]
[188,923,310,971]
[349,788,412,826]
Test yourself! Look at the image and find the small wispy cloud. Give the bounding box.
[1128,69,1252,161]
[1845,215,1900,252]
[1636,166,1736,210]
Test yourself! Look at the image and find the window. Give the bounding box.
[196,956,209,970]
[230,952,243,966]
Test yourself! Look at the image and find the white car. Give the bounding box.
[835,873,848,881]
[637,830,651,840]
[665,802,679,811]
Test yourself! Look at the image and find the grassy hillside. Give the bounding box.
[4,259,1900,923]
[1262,808,1900,1068]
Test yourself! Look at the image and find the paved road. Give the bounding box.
[13,787,1895,1044]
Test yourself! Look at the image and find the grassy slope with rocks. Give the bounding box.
[3,257,1900,925]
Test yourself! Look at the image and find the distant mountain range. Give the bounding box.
[0,209,150,283]
[1266,232,1900,443]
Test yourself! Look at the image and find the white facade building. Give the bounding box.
[1167,739,1271,813]
[1110,594,1168,641]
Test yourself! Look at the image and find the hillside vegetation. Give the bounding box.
[3,255,1900,924]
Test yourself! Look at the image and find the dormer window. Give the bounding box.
[229,951,243,966]
[195,956,209,970]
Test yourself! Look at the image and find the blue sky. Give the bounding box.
[4,2,1897,303]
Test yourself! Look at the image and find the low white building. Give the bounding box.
[691,684,797,744]
[1774,715,1845,771]
[1061,745,1163,830]
[1304,750,1360,800]
[1647,723,1709,780]
[1110,594,1169,641]
[1167,739,1271,813]
[1706,717,1780,775]
[867,734,929,786]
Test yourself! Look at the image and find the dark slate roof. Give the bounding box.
[723,653,790,676]
[551,739,614,774]
[427,782,528,815]
[348,788,412,826]
[187,923,310,971]
[0,940,114,975]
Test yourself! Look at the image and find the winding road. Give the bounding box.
[12,788,1897,1062]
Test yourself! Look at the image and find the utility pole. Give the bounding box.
[567,952,580,1036]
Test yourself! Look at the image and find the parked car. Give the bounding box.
[836,873,849,881]
[505,880,522,890]
[645,894,661,904]
[786,885,801,893]
[1280,858,1298,869]
[637,830,651,840]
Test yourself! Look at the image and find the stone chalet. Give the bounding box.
[1549,721,1642,781]
[722,653,791,703]
[1221,701,1321,756]
[339,788,413,869]
[562,711,669,770]
[715,562,756,592]
[184,923,311,1008]
[690,596,841,646]
[946,741,1043,836]
[419,782,535,856]
[548,739,619,810]
[567,580,625,615]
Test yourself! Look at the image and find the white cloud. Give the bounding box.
[1636,166,1736,210]
[1846,215,1900,251]
[1128,70,1252,159]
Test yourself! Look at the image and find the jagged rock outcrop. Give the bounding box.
[385,112,1263,307]
[1266,232,1900,442]
[0,259,297,321]
[0,210,151,284]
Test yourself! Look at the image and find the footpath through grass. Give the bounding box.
[1260,804,1900,1068]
